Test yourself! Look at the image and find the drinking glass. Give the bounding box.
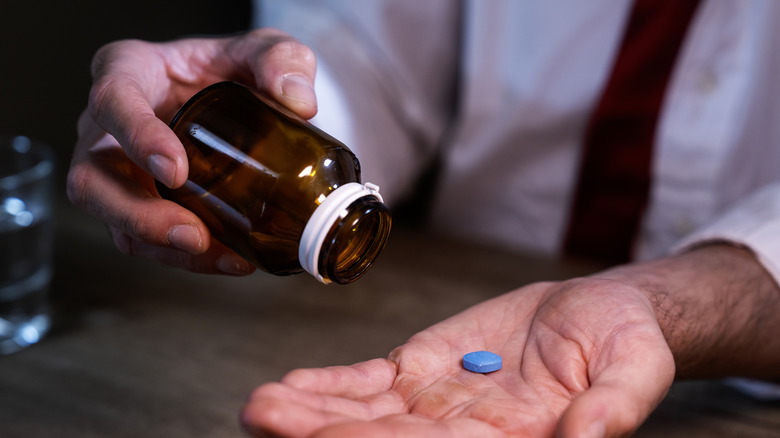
[0,135,54,355]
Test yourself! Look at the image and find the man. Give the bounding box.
[68,1,780,436]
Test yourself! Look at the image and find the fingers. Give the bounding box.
[86,30,318,191]
[242,384,504,438]
[108,227,255,275]
[68,112,255,275]
[281,359,398,398]
[88,40,189,189]
[74,31,318,274]
[313,415,505,438]
[242,360,402,437]
[242,382,382,438]
[69,111,200,246]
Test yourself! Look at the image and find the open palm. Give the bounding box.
[242,278,675,437]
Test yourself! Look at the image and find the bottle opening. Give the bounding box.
[299,182,391,284]
[320,197,391,284]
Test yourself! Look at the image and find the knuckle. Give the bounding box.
[110,229,136,256]
[264,39,316,66]
[88,39,154,128]
[90,39,146,79]
[76,109,94,138]
[87,77,114,127]
[239,28,316,68]
[117,205,154,242]
[89,42,117,80]
[245,27,290,45]
[247,382,286,403]
[65,162,93,211]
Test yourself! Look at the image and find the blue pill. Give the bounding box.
[462,350,502,373]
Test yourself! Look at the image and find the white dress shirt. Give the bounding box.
[254,0,780,282]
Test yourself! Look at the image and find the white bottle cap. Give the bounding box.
[299,182,384,283]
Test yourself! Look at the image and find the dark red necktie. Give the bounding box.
[563,0,701,263]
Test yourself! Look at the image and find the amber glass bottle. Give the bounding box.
[157,82,391,284]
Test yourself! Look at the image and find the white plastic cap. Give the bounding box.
[298,182,384,283]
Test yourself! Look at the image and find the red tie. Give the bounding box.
[563,0,701,263]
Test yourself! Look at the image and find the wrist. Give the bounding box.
[595,244,780,378]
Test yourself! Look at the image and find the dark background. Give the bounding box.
[0,1,252,182]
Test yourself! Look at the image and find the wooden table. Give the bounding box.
[1,199,779,437]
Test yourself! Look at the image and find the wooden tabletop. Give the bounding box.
[1,199,779,437]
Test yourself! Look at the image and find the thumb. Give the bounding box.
[556,340,675,437]
[556,385,646,438]
[225,29,318,119]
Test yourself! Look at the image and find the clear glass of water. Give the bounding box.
[0,135,54,355]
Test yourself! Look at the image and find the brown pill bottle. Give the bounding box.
[157,81,392,284]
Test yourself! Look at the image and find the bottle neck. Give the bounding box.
[299,183,391,284]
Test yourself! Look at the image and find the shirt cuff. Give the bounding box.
[672,182,780,285]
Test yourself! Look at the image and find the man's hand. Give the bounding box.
[67,30,317,274]
[242,277,675,437]
[241,244,780,437]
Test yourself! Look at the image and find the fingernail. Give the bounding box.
[167,224,203,254]
[217,253,254,275]
[281,74,316,107]
[582,420,605,438]
[149,154,176,188]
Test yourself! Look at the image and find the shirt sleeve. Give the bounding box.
[252,0,461,205]
[673,181,780,285]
